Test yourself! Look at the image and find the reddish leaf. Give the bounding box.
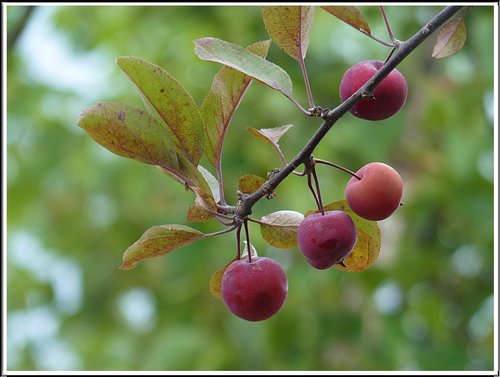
[201,40,271,168]
[321,6,371,35]
[120,225,205,270]
[186,201,215,223]
[237,174,267,195]
[116,56,204,166]
[262,6,315,61]
[432,18,466,59]
[78,102,200,186]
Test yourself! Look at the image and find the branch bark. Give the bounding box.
[7,6,36,53]
[237,5,463,217]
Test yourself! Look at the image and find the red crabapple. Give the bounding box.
[221,257,288,322]
[297,210,357,270]
[339,60,408,121]
[345,162,403,221]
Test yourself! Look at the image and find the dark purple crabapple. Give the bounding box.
[339,60,408,121]
[297,210,357,270]
[221,257,288,322]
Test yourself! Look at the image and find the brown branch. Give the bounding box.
[8,6,36,53]
[237,5,464,218]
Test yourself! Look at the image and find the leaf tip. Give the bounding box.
[119,260,136,270]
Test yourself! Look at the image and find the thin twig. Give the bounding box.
[314,158,361,180]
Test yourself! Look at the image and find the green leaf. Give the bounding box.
[78,102,199,186]
[237,174,267,195]
[320,6,371,35]
[306,199,381,272]
[120,225,205,270]
[186,166,220,223]
[262,6,315,61]
[247,124,293,165]
[432,18,467,59]
[209,257,237,300]
[260,210,304,249]
[198,165,221,204]
[116,56,204,166]
[241,241,258,259]
[194,37,293,100]
[201,40,271,168]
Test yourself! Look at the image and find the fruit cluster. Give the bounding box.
[220,60,406,322]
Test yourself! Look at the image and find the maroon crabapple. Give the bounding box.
[297,210,357,270]
[221,257,288,322]
[339,60,408,121]
[345,162,404,221]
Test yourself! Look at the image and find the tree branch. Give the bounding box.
[237,5,463,217]
[7,6,36,53]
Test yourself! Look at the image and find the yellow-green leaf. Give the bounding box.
[260,210,304,249]
[306,199,381,272]
[120,225,205,270]
[262,6,315,61]
[237,174,267,195]
[209,257,237,300]
[78,102,201,187]
[432,18,466,59]
[194,37,293,99]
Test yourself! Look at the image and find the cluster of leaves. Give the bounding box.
[77,6,467,298]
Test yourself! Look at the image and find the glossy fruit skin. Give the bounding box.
[297,211,357,270]
[345,162,403,221]
[339,60,408,121]
[221,257,288,322]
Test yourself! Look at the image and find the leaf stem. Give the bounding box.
[299,57,315,108]
[205,224,239,238]
[216,160,227,206]
[287,95,312,116]
[361,29,394,48]
[380,6,397,45]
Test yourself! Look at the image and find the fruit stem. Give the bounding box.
[311,165,325,215]
[314,158,362,181]
[304,158,325,215]
[243,220,252,263]
[236,224,242,260]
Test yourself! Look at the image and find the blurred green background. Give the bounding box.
[6,5,495,372]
